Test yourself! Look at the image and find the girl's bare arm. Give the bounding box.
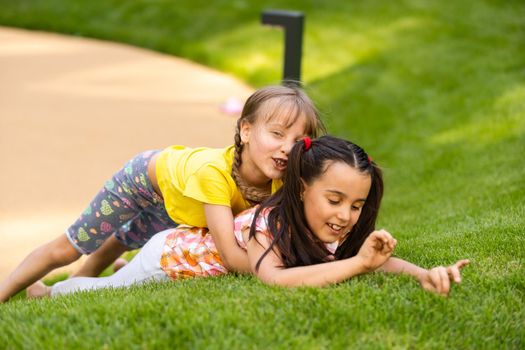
[246,230,396,287]
[377,257,427,279]
[204,204,251,273]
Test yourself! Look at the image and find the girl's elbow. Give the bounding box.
[255,271,289,287]
[255,272,317,288]
[221,254,241,272]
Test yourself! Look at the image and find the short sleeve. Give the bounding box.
[238,207,272,238]
[253,209,270,236]
[183,165,232,206]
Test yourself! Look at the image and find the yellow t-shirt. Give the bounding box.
[156,145,282,227]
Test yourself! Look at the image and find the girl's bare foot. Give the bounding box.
[26,280,51,299]
[113,258,128,272]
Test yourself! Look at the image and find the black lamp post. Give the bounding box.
[261,10,304,86]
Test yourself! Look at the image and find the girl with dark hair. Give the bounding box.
[245,135,469,290]
[0,85,325,302]
[30,136,468,299]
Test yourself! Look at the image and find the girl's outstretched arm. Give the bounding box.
[378,257,470,296]
[246,229,396,287]
[204,204,251,273]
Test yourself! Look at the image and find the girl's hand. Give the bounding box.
[418,259,470,296]
[357,229,397,272]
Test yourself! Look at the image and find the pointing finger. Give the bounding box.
[456,259,470,269]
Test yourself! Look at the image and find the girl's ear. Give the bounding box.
[240,120,252,144]
[299,178,307,201]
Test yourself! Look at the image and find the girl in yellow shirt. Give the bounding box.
[0,85,324,302]
[35,136,468,298]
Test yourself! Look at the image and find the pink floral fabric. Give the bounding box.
[159,206,338,280]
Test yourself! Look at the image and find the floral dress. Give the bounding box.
[159,207,338,280]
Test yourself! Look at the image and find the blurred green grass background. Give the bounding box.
[0,0,523,349]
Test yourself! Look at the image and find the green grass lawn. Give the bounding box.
[1,0,524,349]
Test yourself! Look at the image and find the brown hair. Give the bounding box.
[250,135,384,270]
[232,85,325,204]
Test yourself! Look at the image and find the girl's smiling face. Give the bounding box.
[301,161,372,243]
[240,104,308,186]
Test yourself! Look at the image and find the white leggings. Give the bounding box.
[51,230,171,296]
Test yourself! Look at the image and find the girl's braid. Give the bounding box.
[230,84,322,205]
[231,118,271,205]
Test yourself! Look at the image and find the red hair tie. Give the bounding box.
[367,155,373,164]
[303,137,312,151]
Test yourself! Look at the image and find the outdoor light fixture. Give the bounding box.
[261,9,304,85]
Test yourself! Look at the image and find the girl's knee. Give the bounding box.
[47,236,82,266]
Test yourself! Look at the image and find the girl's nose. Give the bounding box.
[336,207,351,224]
[281,139,295,155]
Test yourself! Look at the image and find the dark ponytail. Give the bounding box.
[250,135,384,271]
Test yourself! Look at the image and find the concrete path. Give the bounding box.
[0,26,253,279]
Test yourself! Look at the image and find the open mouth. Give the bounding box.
[273,158,287,171]
[327,223,345,235]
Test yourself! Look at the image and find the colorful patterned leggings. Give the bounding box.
[66,150,177,254]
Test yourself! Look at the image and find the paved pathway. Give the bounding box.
[0,26,253,279]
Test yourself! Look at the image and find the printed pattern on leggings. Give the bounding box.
[66,150,177,254]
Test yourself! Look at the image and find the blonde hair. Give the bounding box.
[231,85,325,204]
